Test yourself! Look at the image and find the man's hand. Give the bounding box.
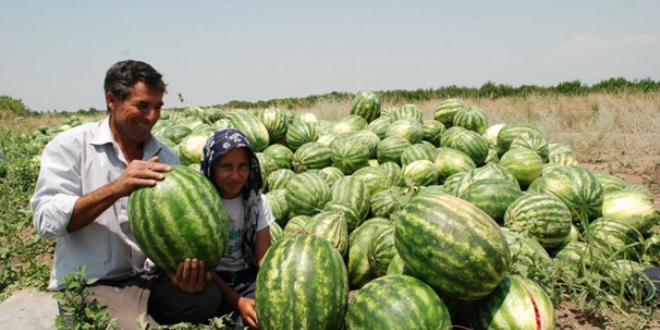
[237,297,260,329]
[168,259,212,293]
[67,156,172,233]
[112,156,172,197]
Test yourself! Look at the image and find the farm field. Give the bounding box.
[1,91,660,329]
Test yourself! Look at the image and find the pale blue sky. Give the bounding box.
[1,1,659,112]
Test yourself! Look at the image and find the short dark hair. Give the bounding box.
[104,60,167,111]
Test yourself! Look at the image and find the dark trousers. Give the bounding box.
[60,270,222,330]
[217,267,258,329]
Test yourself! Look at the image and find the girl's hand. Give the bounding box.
[237,296,260,329]
[168,259,212,293]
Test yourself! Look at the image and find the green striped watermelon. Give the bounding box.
[264,188,290,226]
[400,143,435,167]
[394,193,512,300]
[386,253,406,275]
[255,152,279,183]
[329,136,370,175]
[622,184,655,203]
[352,165,392,197]
[349,130,381,159]
[128,165,230,273]
[499,227,553,278]
[552,241,607,275]
[318,166,345,187]
[601,190,659,235]
[256,234,348,330]
[291,142,332,173]
[499,147,543,188]
[452,106,488,134]
[177,133,209,166]
[459,178,523,224]
[265,168,295,192]
[466,275,555,330]
[527,165,604,225]
[509,131,549,163]
[402,160,438,187]
[434,98,469,127]
[269,221,283,245]
[385,119,424,144]
[293,112,319,125]
[285,120,318,151]
[376,136,411,165]
[306,211,349,257]
[366,116,392,139]
[322,201,362,234]
[227,110,270,152]
[588,217,645,261]
[370,187,403,219]
[345,275,451,330]
[592,172,627,194]
[496,123,543,156]
[282,215,311,236]
[347,218,392,288]
[453,162,520,197]
[482,123,506,154]
[350,91,381,123]
[285,172,331,216]
[367,226,397,278]
[262,144,294,169]
[503,193,573,248]
[316,119,334,136]
[433,148,477,183]
[331,176,371,222]
[379,161,404,187]
[440,127,489,166]
[257,108,288,142]
[421,119,445,147]
[391,104,423,123]
[547,143,579,166]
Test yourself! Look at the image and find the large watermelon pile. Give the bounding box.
[25,94,660,328]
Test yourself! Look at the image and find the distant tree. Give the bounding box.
[0,95,30,118]
[554,80,586,95]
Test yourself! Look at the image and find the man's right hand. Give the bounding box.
[67,156,172,233]
[112,156,172,197]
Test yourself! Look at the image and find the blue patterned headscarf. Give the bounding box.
[200,128,262,267]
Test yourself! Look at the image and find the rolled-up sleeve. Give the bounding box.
[31,133,82,239]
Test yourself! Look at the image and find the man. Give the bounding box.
[31,60,221,329]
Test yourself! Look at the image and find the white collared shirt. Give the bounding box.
[30,116,179,290]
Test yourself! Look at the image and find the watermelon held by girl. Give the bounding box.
[128,165,231,273]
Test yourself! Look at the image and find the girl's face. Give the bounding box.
[212,147,250,199]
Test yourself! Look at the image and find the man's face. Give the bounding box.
[107,81,164,144]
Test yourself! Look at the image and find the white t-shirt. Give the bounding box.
[215,194,275,272]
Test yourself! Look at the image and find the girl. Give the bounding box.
[200,128,274,329]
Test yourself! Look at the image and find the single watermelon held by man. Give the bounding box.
[128,165,230,273]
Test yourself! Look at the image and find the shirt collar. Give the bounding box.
[90,116,162,160]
